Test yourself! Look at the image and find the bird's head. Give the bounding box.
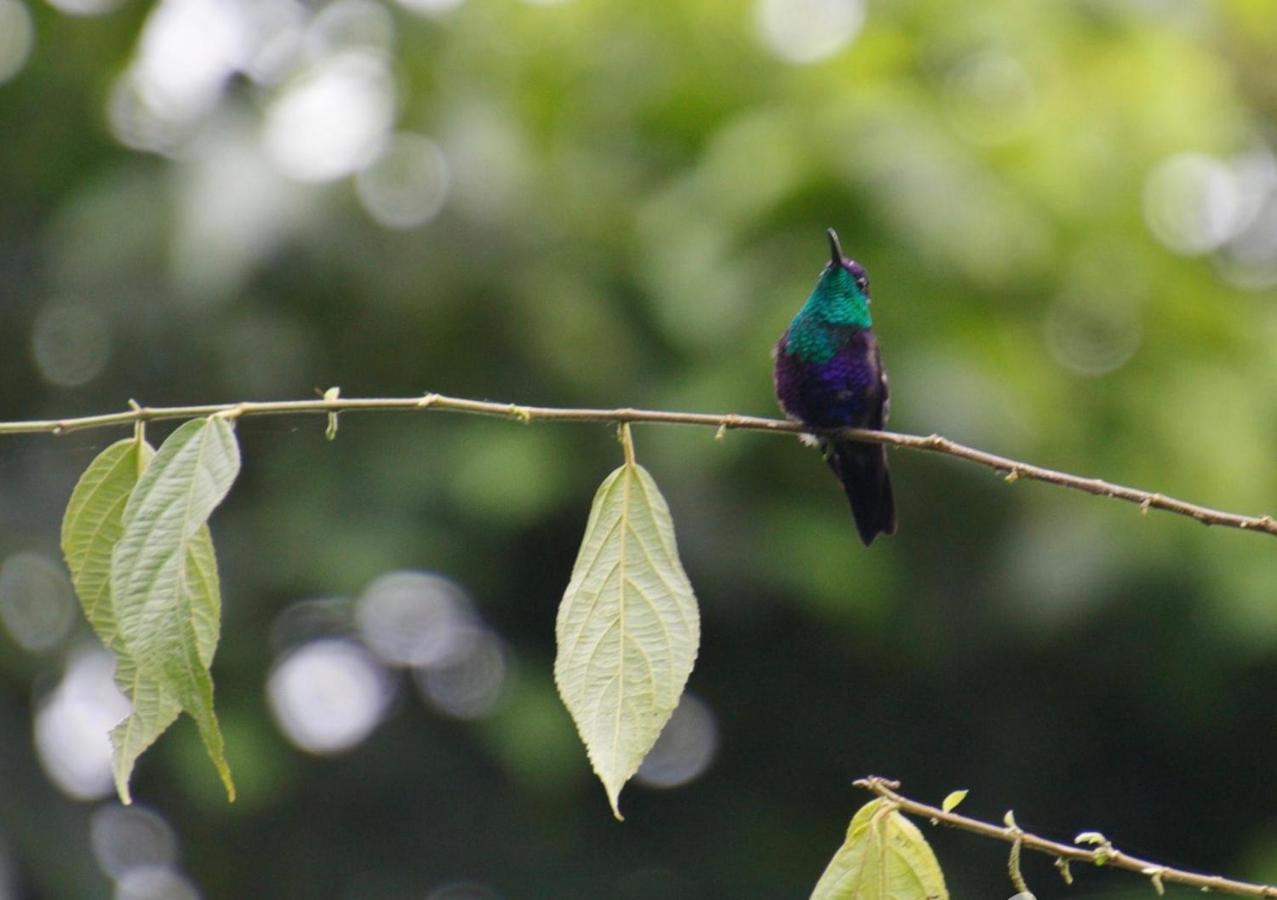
[825,228,870,299]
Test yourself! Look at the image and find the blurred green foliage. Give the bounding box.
[0,0,1275,896]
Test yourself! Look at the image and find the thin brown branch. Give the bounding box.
[856,776,1277,898]
[0,391,1272,537]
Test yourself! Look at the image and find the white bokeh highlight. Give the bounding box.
[263,50,396,182]
[755,0,865,64]
[356,571,476,669]
[0,0,34,85]
[43,0,124,16]
[34,649,131,801]
[114,866,201,900]
[395,0,465,16]
[1143,152,1243,256]
[267,639,392,754]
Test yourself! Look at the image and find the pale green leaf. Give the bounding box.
[941,790,967,813]
[65,431,234,803]
[111,417,240,801]
[61,438,153,646]
[109,655,180,803]
[810,799,949,900]
[109,524,220,803]
[554,460,700,820]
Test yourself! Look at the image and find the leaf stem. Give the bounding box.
[1,392,1272,538]
[619,422,636,469]
[855,777,1277,898]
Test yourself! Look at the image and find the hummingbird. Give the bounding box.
[773,229,896,545]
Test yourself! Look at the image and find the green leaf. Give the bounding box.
[110,417,241,801]
[61,437,171,803]
[941,789,968,813]
[108,524,220,803]
[554,459,700,820]
[810,799,949,900]
[62,438,153,647]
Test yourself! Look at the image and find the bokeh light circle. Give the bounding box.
[43,0,124,16]
[0,552,77,652]
[356,570,476,669]
[309,0,395,55]
[31,301,113,388]
[267,639,392,754]
[1143,152,1242,255]
[114,866,201,900]
[34,650,131,801]
[90,805,179,880]
[1043,293,1142,377]
[395,0,465,15]
[755,0,865,64]
[634,693,718,790]
[414,628,507,720]
[263,50,396,182]
[0,0,34,85]
[355,133,450,230]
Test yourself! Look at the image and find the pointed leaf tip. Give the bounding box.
[941,789,968,813]
[554,461,700,821]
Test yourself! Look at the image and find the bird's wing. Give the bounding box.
[871,334,889,429]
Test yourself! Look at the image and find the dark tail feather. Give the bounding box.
[826,440,896,546]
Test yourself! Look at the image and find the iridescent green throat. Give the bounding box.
[784,265,872,364]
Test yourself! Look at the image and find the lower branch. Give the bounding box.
[857,776,1277,898]
[0,391,1271,538]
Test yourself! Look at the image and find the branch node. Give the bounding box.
[1005,812,1031,896]
[925,433,945,449]
[127,399,142,412]
[1075,831,1114,865]
[715,423,728,441]
[1141,495,1156,515]
[1054,857,1073,885]
[1142,867,1166,895]
[323,387,341,441]
[417,392,440,408]
[1005,467,1020,483]
[509,404,532,423]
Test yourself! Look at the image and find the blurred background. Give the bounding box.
[0,0,1275,896]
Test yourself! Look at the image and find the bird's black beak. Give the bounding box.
[826,228,844,267]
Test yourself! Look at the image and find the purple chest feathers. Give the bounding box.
[773,328,886,430]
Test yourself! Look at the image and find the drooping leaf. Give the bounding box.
[64,429,238,802]
[62,437,174,802]
[554,459,700,820]
[110,417,240,801]
[810,799,949,900]
[108,654,180,803]
[62,438,153,646]
[108,523,220,803]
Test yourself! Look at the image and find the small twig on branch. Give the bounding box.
[856,776,1277,898]
[0,392,1272,538]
